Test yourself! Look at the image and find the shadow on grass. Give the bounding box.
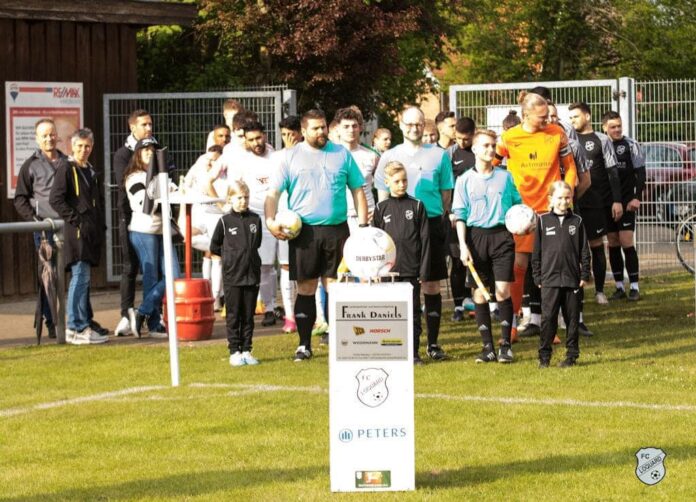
[6,466,322,501]
[416,443,696,488]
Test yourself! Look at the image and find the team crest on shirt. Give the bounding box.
[569,225,577,236]
[585,141,595,152]
[405,210,414,220]
[616,145,626,155]
[249,224,257,233]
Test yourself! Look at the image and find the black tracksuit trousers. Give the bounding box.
[539,286,580,362]
[224,284,259,353]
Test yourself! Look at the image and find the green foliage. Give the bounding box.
[137,0,465,127]
[440,0,696,89]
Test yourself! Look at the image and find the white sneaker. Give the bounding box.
[595,292,609,305]
[65,328,76,343]
[148,323,168,339]
[115,316,131,336]
[229,351,246,367]
[69,327,108,345]
[242,351,259,365]
[517,315,532,331]
[128,307,139,337]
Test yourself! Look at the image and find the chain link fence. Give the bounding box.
[450,78,696,275]
[103,89,296,281]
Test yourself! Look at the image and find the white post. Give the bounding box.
[158,170,181,387]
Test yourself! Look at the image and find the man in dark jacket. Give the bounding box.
[14,118,69,338]
[49,129,108,345]
[113,109,153,336]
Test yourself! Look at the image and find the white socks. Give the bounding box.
[211,258,222,299]
[260,265,277,311]
[315,286,326,323]
[280,268,295,319]
[202,257,212,280]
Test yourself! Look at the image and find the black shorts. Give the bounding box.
[606,205,637,233]
[289,222,350,281]
[464,226,515,288]
[427,216,449,281]
[576,205,612,240]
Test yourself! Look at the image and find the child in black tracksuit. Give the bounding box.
[531,181,591,368]
[373,161,430,364]
[210,180,262,367]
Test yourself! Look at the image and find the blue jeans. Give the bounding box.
[67,261,91,331]
[129,231,181,330]
[33,231,55,325]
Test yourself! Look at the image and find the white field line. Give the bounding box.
[2,382,696,418]
[0,385,166,418]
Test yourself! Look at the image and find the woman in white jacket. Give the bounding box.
[123,138,181,337]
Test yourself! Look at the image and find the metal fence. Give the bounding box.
[103,89,296,282]
[449,78,696,274]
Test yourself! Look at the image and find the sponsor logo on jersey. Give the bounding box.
[229,227,238,235]
[383,214,391,224]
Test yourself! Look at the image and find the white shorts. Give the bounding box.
[191,205,224,252]
[259,226,279,265]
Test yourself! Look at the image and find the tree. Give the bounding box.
[138,0,466,126]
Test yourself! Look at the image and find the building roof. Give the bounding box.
[0,0,197,26]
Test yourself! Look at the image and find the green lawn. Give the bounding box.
[1,273,695,501]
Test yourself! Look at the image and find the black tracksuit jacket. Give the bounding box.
[373,195,430,281]
[210,210,262,286]
[531,210,591,288]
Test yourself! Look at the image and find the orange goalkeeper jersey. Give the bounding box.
[494,123,577,213]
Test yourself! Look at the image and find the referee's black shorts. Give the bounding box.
[289,222,350,281]
[464,225,515,288]
[427,215,449,282]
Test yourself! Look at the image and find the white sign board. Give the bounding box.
[5,81,83,198]
[329,282,415,492]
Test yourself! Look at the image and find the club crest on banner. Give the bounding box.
[635,447,666,485]
[356,368,389,408]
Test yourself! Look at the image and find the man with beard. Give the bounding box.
[435,111,457,151]
[568,102,621,306]
[228,120,281,327]
[265,109,368,362]
[375,106,455,361]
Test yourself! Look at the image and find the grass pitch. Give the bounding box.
[1,273,695,501]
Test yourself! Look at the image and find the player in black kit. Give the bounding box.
[602,111,646,301]
[568,102,621,306]
[373,161,430,364]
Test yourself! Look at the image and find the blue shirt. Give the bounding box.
[271,141,365,225]
[375,143,454,218]
[452,167,522,228]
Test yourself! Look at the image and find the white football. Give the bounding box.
[343,227,397,278]
[275,210,302,239]
[505,204,537,235]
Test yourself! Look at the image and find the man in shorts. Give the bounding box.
[375,106,454,361]
[265,109,367,362]
[602,111,646,301]
[568,102,622,305]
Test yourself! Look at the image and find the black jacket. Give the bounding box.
[49,159,104,269]
[113,144,134,221]
[14,149,69,221]
[210,210,262,286]
[373,195,430,281]
[532,210,591,288]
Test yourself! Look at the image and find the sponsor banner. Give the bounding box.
[5,82,83,198]
[329,282,415,492]
[335,302,409,361]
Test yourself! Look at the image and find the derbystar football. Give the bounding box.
[275,210,302,239]
[505,204,537,235]
[342,227,397,278]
